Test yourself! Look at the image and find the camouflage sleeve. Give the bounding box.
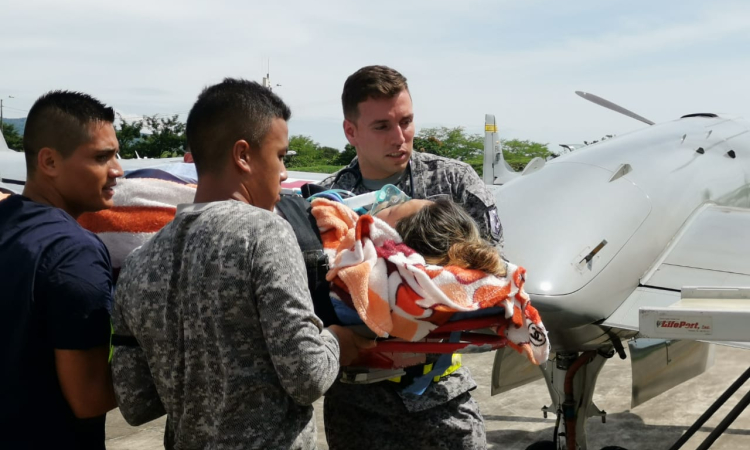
[318,173,337,189]
[454,165,503,244]
[252,216,341,405]
[111,269,167,426]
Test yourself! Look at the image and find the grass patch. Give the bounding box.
[288,165,344,174]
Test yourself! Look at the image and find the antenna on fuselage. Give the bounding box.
[576,91,654,126]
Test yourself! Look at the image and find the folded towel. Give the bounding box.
[311,197,550,365]
[77,177,196,271]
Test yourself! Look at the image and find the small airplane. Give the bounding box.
[1,132,186,192]
[482,92,750,449]
[0,134,324,193]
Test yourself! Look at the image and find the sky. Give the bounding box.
[2,0,750,151]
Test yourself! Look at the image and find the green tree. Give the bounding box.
[414,126,483,161]
[286,136,352,172]
[142,115,186,158]
[333,144,357,166]
[116,115,144,159]
[1,122,23,151]
[502,139,551,159]
[318,146,340,161]
[287,135,323,168]
[413,136,442,155]
[115,115,186,159]
[464,138,551,176]
[501,139,552,171]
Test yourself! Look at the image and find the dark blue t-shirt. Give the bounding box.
[0,195,113,449]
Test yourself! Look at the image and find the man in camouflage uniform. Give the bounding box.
[319,66,502,449]
[112,79,372,449]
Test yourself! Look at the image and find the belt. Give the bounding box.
[388,354,462,384]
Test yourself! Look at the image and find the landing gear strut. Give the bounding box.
[538,349,615,450]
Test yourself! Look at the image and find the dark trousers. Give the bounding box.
[324,381,486,450]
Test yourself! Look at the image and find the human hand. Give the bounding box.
[327,325,377,366]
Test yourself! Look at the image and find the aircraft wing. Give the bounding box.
[285,170,328,183]
[118,157,184,171]
[0,130,10,151]
[119,163,328,192]
[280,171,329,195]
[0,152,190,193]
[0,146,330,194]
[602,204,750,348]
[0,148,26,193]
[640,205,750,290]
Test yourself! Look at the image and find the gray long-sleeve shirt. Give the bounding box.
[112,201,340,449]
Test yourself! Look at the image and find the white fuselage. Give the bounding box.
[494,115,750,351]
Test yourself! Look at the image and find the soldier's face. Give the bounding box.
[343,90,415,180]
[54,122,122,218]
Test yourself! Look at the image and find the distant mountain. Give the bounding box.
[3,117,26,134]
[2,116,148,135]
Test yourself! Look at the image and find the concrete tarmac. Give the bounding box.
[105,345,750,450]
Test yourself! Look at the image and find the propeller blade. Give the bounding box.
[576,91,655,126]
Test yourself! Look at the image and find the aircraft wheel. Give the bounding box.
[525,441,555,450]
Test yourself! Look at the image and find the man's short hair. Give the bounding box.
[23,91,115,174]
[341,65,409,121]
[186,78,291,176]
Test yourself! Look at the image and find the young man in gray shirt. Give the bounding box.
[112,78,372,449]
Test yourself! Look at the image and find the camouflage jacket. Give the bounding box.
[112,201,340,449]
[320,151,502,411]
[320,151,502,244]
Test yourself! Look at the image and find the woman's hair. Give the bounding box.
[395,197,506,277]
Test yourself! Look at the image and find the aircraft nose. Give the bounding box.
[496,162,651,296]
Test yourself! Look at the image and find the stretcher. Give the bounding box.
[295,186,549,386]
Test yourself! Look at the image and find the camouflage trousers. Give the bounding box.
[323,381,486,450]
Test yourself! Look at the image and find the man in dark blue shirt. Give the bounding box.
[0,91,122,449]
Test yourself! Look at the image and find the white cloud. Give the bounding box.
[2,0,749,149]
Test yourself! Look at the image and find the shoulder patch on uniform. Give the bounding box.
[487,206,502,241]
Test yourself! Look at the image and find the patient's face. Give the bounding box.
[375,199,433,228]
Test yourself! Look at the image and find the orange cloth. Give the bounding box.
[311,198,550,365]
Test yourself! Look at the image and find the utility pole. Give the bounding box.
[261,60,281,92]
[0,95,15,131]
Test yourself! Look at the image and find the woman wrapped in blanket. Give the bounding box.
[374,196,506,278]
[326,190,549,366]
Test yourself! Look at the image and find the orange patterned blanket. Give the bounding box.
[311,197,550,365]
